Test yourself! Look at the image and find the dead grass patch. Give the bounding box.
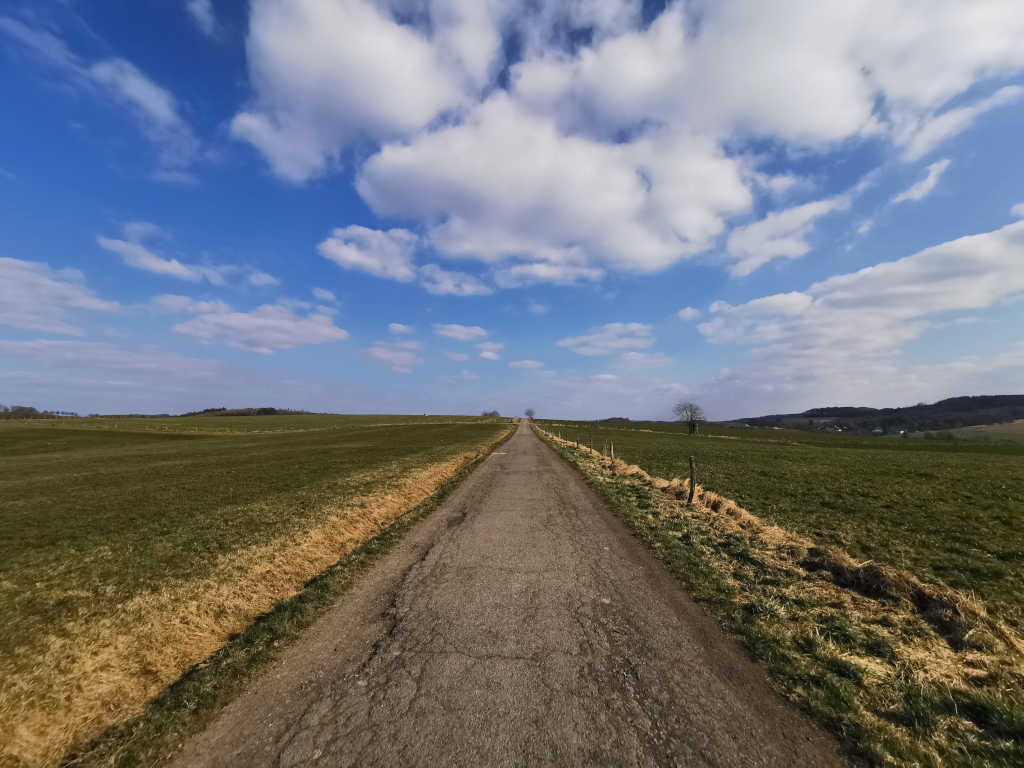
[2,433,507,768]
[539,427,1024,766]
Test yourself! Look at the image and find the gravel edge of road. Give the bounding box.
[61,426,517,768]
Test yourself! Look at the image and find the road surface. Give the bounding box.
[173,421,843,767]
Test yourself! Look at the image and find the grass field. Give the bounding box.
[537,422,1024,767]
[946,419,1024,441]
[539,420,1024,628]
[0,415,510,768]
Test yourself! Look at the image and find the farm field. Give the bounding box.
[0,415,510,768]
[536,423,1024,766]
[946,419,1024,441]
[538,420,1024,628]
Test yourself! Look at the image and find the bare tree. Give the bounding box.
[524,408,536,420]
[674,401,705,434]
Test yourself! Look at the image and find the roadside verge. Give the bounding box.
[61,426,514,768]
[534,425,1024,768]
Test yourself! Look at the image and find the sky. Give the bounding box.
[1,0,1023,420]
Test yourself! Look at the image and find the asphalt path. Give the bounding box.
[173,421,843,767]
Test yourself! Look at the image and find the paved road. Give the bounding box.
[173,421,843,767]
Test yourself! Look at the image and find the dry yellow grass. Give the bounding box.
[539,426,1024,763]
[2,438,506,768]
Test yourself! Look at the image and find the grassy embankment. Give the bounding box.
[536,420,1024,767]
[0,415,510,768]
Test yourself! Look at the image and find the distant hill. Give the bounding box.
[735,395,1024,435]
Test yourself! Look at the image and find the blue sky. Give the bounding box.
[1,0,1023,420]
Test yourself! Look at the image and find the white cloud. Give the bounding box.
[591,373,617,381]
[509,359,543,369]
[0,257,117,335]
[897,86,1024,162]
[186,0,219,38]
[367,340,424,373]
[230,0,467,182]
[434,323,487,341]
[892,158,951,204]
[359,94,751,280]
[476,341,503,360]
[97,236,202,281]
[677,307,700,321]
[318,225,418,282]
[165,298,349,354]
[1013,203,1024,219]
[443,351,470,362]
[312,287,336,302]
[248,270,280,287]
[557,322,654,356]
[388,323,413,335]
[697,217,1024,414]
[226,1,1024,286]
[726,196,849,276]
[526,301,549,315]
[418,264,492,296]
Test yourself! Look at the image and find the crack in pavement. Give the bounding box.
[171,422,846,768]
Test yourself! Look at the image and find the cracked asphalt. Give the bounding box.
[172,421,843,767]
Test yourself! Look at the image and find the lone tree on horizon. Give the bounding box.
[524,408,536,420]
[673,401,705,434]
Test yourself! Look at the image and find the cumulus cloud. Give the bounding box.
[96,226,249,285]
[443,351,470,362]
[230,0,468,182]
[509,359,543,369]
[696,216,1024,413]
[418,264,492,296]
[359,94,751,278]
[0,257,117,335]
[557,322,654,356]
[388,322,413,335]
[367,340,424,373]
[98,236,201,281]
[892,159,951,204]
[726,196,849,276]
[1013,203,1024,219]
[318,225,418,282]
[476,341,504,360]
[434,323,487,341]
[527,301,549,315]
[677,307,701,321]
[162,296,349,354]
[229,1,1024,286]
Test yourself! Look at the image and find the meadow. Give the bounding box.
[0,415,510,768]
[537,421,1024,766]
[539,419,1024,627]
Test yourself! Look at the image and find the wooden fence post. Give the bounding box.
[687,456,696,505]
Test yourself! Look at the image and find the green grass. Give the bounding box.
[538,428,1024,768]
[1,416,508,649]
[60,434,512,768]
[0,414,509,767]
[540,419,1024,628]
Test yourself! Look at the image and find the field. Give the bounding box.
[946,419,1024,441]
[540,420,1024,628]
[537,421,1024,766]
[0,415,510,768]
